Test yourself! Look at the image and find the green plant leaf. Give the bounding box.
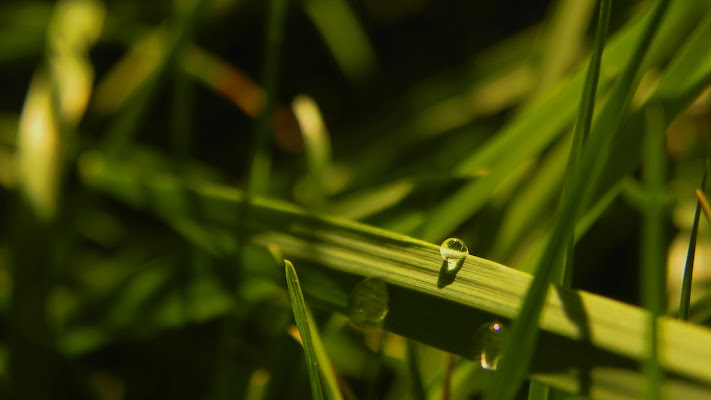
[80,150,711,398]
[285,260,343,400]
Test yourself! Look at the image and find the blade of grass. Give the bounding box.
[80,150,711,398]
[680,162,710,320]
[487,0,611,397]
[557,0,611,286]
[246,0,288,196]
[641,104,667,399]
[441,353,453,400]
[531,0,597,100]
[285,260,344,400]
[406,341,427,400]
[487,1,670,398]
[420,0,702,242]
[302,0,376,83]
[593,9,711,208]
[292,95,333,208]
[696,189,711,225]
[285,260,325,400]
[103,0,205,155]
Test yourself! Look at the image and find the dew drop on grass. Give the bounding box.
[347,277,389,328]
[440,238,468,272]
[479,321,505,370]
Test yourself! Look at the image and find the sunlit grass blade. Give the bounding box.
[420,0,702,243]
[695,189,711,226]
[594,9,711,205]
[302,0,376,82]
[531,0,596,99]
[557,0,611,285]
[641,104,667,399]
[486,1,669,399]
[80,149,711,398]
[292,95,333,207]
[680,161,710,320]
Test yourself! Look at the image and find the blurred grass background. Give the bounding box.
[1,0,711,398]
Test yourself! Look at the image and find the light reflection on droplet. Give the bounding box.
[479,321,505,370]
[440,238,468,272]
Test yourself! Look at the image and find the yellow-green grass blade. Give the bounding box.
[681,163,710,321]
[557,0,610,287]
[285,260,343,400]
[593,9,711,209]
[80,150,711,399]
[487,1,671,398]
[527,1,611,396]
[302,0,376,83]
[531,0,597,100]
[420,0,707,242]
[695,189,711,226]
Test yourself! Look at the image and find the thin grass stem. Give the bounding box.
[680,160,710,320]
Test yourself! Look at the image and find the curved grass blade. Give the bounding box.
[695,189,711,225]
[80,150,711,399]
[302,0,376,82]
[420,0,704,243]
[285,260,343,400]
[680,162,710,320]
[486,1,670,399]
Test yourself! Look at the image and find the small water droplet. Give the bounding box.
[479,321,505,370]
[348,278,389,328]
[440,238,468,272]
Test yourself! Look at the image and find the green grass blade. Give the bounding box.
[696,189,711,226]
[286,260,345,400]
[593,9,711,209]
[406,341,427,400]
[486,1,670,399]
[302,0,376,82]
[80,150,711,398]
[641,104,667,399]
[292,95,333,208]
[532,0,596,99]
[557,0,610,286]
[527,381,550,400]
[680,162,709,320]
[419,0,701,243]
[285,260,324,400]
[561,0,610,238]
[247,0,288,196]
[529,1,610,396]
[103,0,204,156]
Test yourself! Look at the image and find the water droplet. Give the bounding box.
[440,238,468,272]
[479,321,505,370]
[347,278,389,328]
